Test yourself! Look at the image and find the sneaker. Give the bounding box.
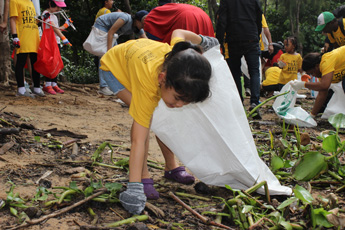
[43,86,57,95]
[98,86,114,96]
[249,103,262,120]
[53,86,64,94]
[16,90,35,98]
[245,88,251,96]
[32,89,46,97]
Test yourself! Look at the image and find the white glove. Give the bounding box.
[113,33,119,39]
[290,80,305,91]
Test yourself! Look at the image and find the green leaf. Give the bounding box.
[293,185,313,204]
[69,181,79,191]
[84,186,94,197]
[114,157,129,167]
[271,155,285,171]
[105,183,122,194]
[10,207,18,217]
[338,165,345,177]
[328,113,345,130]
[312,208,333,228]
[293,151,328,181]
[34,136,41,142]
[280,220,293,230]
[322,135,339,153]
[241,205,253,214]
[277,197,298,210]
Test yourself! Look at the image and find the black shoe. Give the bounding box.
[249,103,262,120]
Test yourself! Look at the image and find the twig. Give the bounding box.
[105,215,148,228]
[169,192,233,230]
[0,106,7,112]
[7,188,107,230]
[62,138,80,146]
[241,190,267,209]
[175,192,211,201]
[0,128,20,135]
[0,141,15,155]
[109,207,124,220]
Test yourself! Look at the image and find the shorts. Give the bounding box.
[99,69,125,95]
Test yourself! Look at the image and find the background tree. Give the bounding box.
[0,0,12,85]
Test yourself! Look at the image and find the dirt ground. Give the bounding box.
[0,82,343,230]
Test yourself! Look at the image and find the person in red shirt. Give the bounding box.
[134,3,215,44]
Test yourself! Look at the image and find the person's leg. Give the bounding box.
[227,45,244,102]
[244,42,261,105]
[156,137,179,171]
[15,53,28,94]
[29,53,45,96]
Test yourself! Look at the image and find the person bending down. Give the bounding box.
[99,29,218,214]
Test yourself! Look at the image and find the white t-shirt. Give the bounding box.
[42,10,60,44]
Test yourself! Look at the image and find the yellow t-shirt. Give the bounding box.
[262,66,281,86]
[95,7,111,21]
[100,37,184,128]
[278,53,302,84]
[320,45,345,83]
[260,14,268,51]
[327,18,345,47]
[9,0,40,54]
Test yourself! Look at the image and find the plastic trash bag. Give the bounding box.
[322,81,345,119]
[273,83,317,127]
[83,26,118,57]
[151,46,292,196]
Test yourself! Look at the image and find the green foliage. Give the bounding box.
[60,48,98,84]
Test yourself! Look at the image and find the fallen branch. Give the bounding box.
[0,128,20,135]
[175,191,211,201]
[0,141,15,155]
[7,188,107,230]
[58,82,91,95]
[169,192,233,230]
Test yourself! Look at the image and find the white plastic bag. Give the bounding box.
[151,46,292,196]
[322,81,345,119]
[273,83,317,127]
[83,26,118,57]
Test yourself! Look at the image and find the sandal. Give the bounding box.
[142,178,159,200]
[164,166,195,185]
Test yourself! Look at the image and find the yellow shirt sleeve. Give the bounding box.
[320,46,345,83]
[262,67,281,86]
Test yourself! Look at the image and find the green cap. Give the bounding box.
[315,12,335,32]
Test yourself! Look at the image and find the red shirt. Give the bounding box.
[144,3,214,44]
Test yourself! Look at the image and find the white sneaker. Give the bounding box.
[16,90,35,98]
[98,86,114,96]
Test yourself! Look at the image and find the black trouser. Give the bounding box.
[15,53,40,88]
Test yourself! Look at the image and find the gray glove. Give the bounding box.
[199,35,219,52]
[119,183,147,215]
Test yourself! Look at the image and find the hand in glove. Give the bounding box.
[290,80,305,91]
[63,18,73,29]
[119,183,147,215]
[12,34,20,48]
[199,35,219,52]
[61,36,72,46]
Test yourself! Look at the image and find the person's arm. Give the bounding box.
[311,90,328,116]
[171,29,202,44]
[107,18,125,50]
[263,27,273,54]
[10,16,17,34]
[0,0,9,33]
[305,72,333,91]
[139,33,147,38]
[128,120,150,182]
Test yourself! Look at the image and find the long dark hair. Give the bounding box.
[162,41,212,103]
[302,52,322,72]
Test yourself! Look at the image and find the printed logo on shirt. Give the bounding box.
[333,69,345,83]
[21,6,36,24]
[286,60,299,73]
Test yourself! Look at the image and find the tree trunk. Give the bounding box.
[0,1,12,85]
[123,0,131,14]
[296,0,302,55]
[208,0,218,26]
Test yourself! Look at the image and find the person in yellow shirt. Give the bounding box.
[315,11,345,50]
[10,0,43,97]
[261,64,282,96]
[100,29,218,215]
[278,36,303,85]
[95,0,116,20]
[291,45,345,117]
